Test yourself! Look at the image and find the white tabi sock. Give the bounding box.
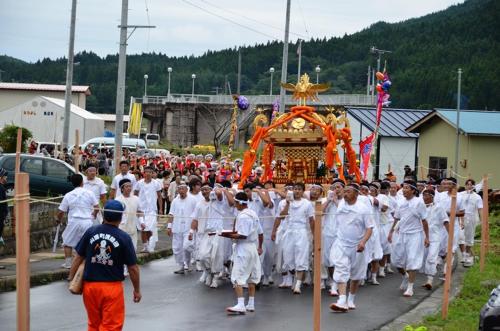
[338,294,347,305]
[371,273,377,282]
[295,280,302,288]
[427,275,433,284]
[348,293,356,304]
[332,281,338,291]
[407,282,414,291]
[237,297,245,307]
[248,297,255,306]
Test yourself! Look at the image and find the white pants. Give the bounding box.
[275,227,286,272]
[331,243,367,283]
[172,232,192,267]
[322,235,336,267]
[260,237,275,277]
[439,224,460,255]
[462,215,478,247]
[62,218,93,248]
[392,231,424,271]
[420,240,440,276]
[366,225,384,263]
[282,228,310,272]
[198,234,225,273]
[380,223,392,255]
[231,243,262,286]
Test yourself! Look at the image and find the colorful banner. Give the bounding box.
[128,103,142,135]
[359,132,375,180]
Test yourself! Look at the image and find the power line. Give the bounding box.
[144,0,151,52]
[296,0,310,39]
[199,0,307,39]
[180,0,279,40]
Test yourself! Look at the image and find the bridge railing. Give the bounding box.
[136,93,376,106]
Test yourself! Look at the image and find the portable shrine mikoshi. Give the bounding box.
[239,73,361,188]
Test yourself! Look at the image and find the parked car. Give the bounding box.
[136,149,156,158]
[145,133,160,147]
[0,154,77,196]
[70,137,147,153]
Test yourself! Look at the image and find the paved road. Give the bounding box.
[0,256,436,331]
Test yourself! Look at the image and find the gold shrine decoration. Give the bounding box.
[281,73,330,106]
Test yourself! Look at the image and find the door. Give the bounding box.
[428,156,447,179]
[20,157,45,196]
[43,159,73,195]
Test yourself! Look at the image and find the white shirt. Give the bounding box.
[111,172,137,198]
[169,194,198,233]
[83,177,107,202]
[437,191,464,231]
[322,196,340,238]
[335,198,374,247]
[58,187,98,222]
[425,203,448,242]
[459,190,483,220]
[135,179,162,212]
[394,196,428,234]
[377,194,393,225]
[235,208,260,248]
[116,194,141,235]
[279,198,314,230]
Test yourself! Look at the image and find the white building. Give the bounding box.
[99,113,130,133]
[0,82,90,111]
[341,107,430,182]
[0,96,104,145]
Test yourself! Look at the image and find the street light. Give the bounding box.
[143,74,148,97]
[269,67,275,96]
[167,67,172,99]
[191,73,196,98]
[315,65,321,83]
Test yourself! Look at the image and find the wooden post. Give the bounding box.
[15,128,22,174]
[313,200,322,331]
[442,187,457,320]
[419,164,424,181]
[74,130,80,174]
[15,172,30,331]
[480,175,489,271]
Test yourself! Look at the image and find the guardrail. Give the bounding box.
[136,93,376,106]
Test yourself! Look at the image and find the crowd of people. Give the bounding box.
[29,151,485,329]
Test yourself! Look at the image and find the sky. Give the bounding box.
[0,0,464,63]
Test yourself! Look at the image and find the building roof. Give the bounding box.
[0,82,91,95]
[346,107,431,138]
[42,97,103,120]
[99,114,130,122]
[406,109,500,136]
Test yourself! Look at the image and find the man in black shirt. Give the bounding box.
[69,200,141,330]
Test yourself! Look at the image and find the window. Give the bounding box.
[1,157,15,171]
[21,158,43,175]
[428,156,447,178]
[45,160,71,179]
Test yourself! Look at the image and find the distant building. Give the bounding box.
[0,96,104,145]
[0,82,90,111]
[99,114,130,133]
[407,109,500,188]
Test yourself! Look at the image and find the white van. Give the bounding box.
[145,133,160,147]
[77,137,147,152]
[36,142,61,157]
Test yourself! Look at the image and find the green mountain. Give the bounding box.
[0,0,498,113]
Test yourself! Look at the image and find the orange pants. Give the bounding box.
[83,281,125,331]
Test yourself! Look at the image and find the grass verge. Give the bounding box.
[411,213,500,331]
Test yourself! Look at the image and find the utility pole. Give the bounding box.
[0,69,5,82]
[366,65,371,95]
[454,68,462,176]
[62,0,77,149]
[114,0,155,173]
[297,39,302,79]
[279,0,291,114]
[237,48,242,95]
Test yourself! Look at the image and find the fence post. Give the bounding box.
[313,200,322,331]
[442,187,457,320]
[480,175,489,271]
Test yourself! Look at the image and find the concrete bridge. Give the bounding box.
[137,93,376,148]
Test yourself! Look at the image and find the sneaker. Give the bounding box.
[403,288,414,297]
[329,302,348,312]
[371,279,380,285]
[245,304,255,312]
[463,256,474,267]
[184,264,192,272]
[140,246,148,253]
[262,276,270,287]
[360,279,365,286]
[174,268,185,275]
[226,305,246,315]
[199,271,208,283]
[400,276,409,291]
[61,262,71,269]
[378,269,386,278]
[205,273,213,287]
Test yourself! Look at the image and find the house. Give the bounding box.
[99,114,130,133]
[406,109,500,188]
[0,96,104,145]
[343,107,431,182]
[0,82,90,111]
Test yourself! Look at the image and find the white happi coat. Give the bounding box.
[169,194,198,267]
[420,202,448,276]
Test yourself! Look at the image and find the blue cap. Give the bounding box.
[103,200,125,222]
